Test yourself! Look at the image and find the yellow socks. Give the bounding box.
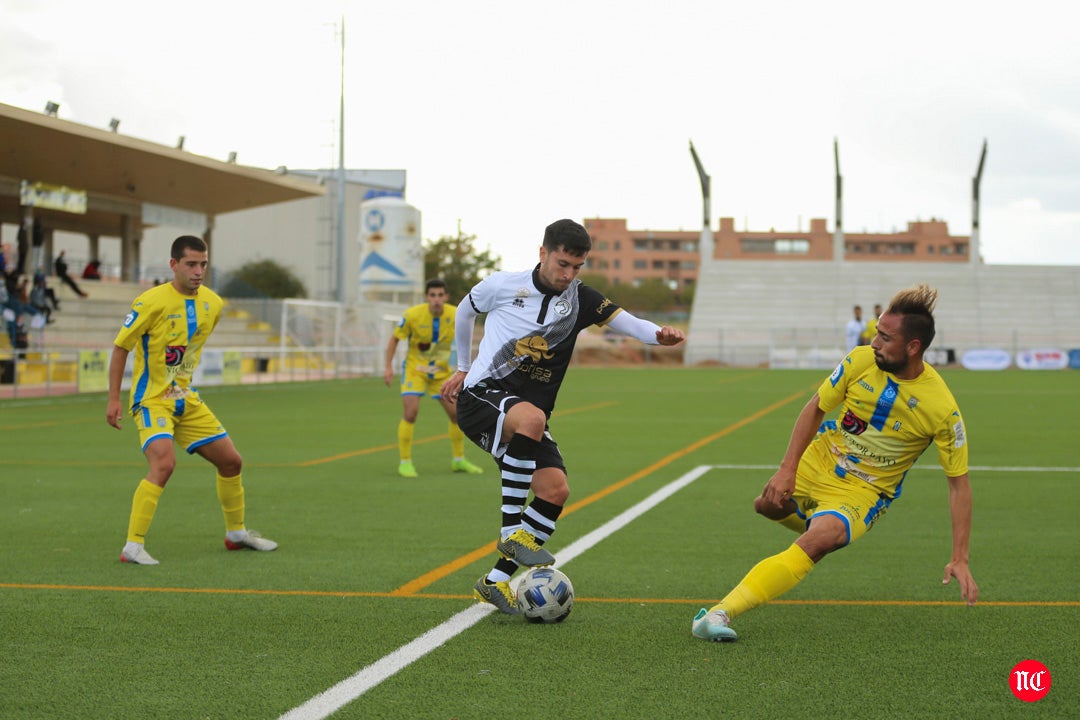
[398,419,415,461]
[449,421,467,459]
[712,543,815,619]
[126,479,163,543]
[216,473,245,532]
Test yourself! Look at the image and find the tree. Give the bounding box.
[577,272,612,297]
[423,229,501,302]
[220,259,307,299]
[609,278,677,314]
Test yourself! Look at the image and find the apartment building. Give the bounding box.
[583,216,971,288]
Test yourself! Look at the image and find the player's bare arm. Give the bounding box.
[383,336,399,386]
[943,473,978,605]
[760,395,825,510]
[106,345,129,429]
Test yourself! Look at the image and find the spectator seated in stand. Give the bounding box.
[82,260,103,280]
[29,273,56,324]
[0,277,41,351]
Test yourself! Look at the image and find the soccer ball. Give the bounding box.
[515,567,574,623]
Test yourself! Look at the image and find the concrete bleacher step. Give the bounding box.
[31,281,282,350]
[686,259,1080,366]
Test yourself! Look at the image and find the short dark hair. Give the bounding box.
[425,278,447,293]
[543,219,591,256]
[171,235,207,261]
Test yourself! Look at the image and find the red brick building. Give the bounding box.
[583,217,971,288]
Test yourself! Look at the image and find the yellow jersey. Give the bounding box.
[809,345,969,499]
[861,316,878,344]
[114,283,224,410]
[393,303,456,376]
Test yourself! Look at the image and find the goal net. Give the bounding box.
[280,299,407,378]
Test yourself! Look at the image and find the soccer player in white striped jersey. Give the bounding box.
[693,284,977,642]
[441,219,686,614]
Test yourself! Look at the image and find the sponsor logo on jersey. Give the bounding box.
[515,336,555,362]
[841,409,868,435]
[123,310,139,328]
[165,345,186,367]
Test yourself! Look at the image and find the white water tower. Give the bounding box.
[357,196,423,303]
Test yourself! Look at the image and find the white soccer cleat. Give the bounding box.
[224,530,278,552]
[119,545,159,565]
[692,607,738,642]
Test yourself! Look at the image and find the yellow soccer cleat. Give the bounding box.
[451,458,484,474]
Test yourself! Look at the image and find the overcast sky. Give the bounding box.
[3,0,1078,271]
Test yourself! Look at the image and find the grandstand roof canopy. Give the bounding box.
[0,102,325,237]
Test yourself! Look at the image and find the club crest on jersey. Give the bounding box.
[553,299,571,316]
[165,345,186,367]
[515,336,555,362]
[841,409,868,435]
[829,362,845,386]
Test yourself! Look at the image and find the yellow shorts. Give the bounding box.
[133,390,227,454]
[788,445,893,546]
[400,363,451,398]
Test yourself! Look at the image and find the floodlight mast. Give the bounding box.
[834,137,844,262]
[689,140,713,260]
[971,139,987,265]
[336,17,347,302]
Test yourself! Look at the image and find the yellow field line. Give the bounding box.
[296,436,443,466]
[0,583,1073,607]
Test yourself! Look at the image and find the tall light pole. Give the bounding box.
[971,139,987,265]
[336,17,347,302]
[834,137,844,263]
[689,140,713,261]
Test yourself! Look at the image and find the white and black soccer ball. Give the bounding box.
[515,567,574,623]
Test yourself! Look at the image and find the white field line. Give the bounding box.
[277,464,714,720]
[277,460,1074,719]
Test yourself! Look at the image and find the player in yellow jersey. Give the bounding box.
[383,278,483,478]
[694,284,977,642]
[106,235,277,565]
[861,302,882,345]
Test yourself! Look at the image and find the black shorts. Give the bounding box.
[457,385,565,471]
